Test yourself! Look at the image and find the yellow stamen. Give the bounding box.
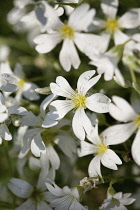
[60,25,75,39]
[72,93,86,111]
[97,142,108,155]
[134,115,140,128]
[16,78,25,88]
[105,18,120,33]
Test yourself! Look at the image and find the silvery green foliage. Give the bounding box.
[1,0,140,209]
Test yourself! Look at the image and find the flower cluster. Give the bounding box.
[0,0,140,209]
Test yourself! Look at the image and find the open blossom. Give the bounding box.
[7,0,63,32]
[89,49,125,85]
[14,64,40,101]
[8,170,53,210]
[100,192,136,210]
[78,123,122,180]
[19,94,77,170]
[107,96,140,166]
[0,61,20,93]
[46,182,87,210]
[43,70,110,141]
[34,3,105,71]
[0,92,28,144]
[91,0,140,46]
[7,0,63,45]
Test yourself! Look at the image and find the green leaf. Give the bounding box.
[132,82,140,94]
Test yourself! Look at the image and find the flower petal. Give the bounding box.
[0,123,12,140]
[74,33,103,56]
[86,93,111,113]
[31,133,46,157]
[88,155,102,180]
[0,92,6,112]
[77,70,101,95]
[21,111,41,127]
[114,67,125,86]
[0,113,8,123]
[8,178,33,198]
[46,145,60,170]
[72,108,92,141]
[59,39,80,71]
[15,199,36,210]
[68,4,95,31]
[49,100,74,119]
[8,105,28,116]
[108,149,122,165]
[40,94,57,118]
[46,182,64,197]
[87,124,102,145]
[118,9,140,29]
[101,122,136,146]
[37,201,52,210]
[42,112,59,128]
[109,96,137,122]
[132,129,140,166]
[43,2,63,30]
[101,0,118,18]
[23,82,40,101]
[34,33,61,54]
[78,141,94,157]
[50,76,75,98]
[114,30,130,45]
[18,128,42,158]
[0,83,19,93]
[101,149,121,170]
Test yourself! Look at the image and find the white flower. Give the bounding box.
[78,123,122,180]
[100,192,135,210]
[43,70,110,140]
[14,63,40,101]
[34,3,104,71]
[89,50,125,85]
[19,94,77,171]
[7,0,63,45]
[122,33,140,71]
[8,170,53,210]
[108,96,140,166]
[46,182,87,210]
[19,94,56,159]
[0,61,20,93]
[0,92,28,144]
[91,0,140,46]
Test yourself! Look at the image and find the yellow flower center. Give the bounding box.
[105,18,120,33]
[60,25,75,39]
[97,142,108,155]
[16,78,25,88]
[72,93,86,111]
[134,115,140,128]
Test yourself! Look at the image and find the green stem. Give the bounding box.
[3,140,13,177]
[130,68,137,83]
